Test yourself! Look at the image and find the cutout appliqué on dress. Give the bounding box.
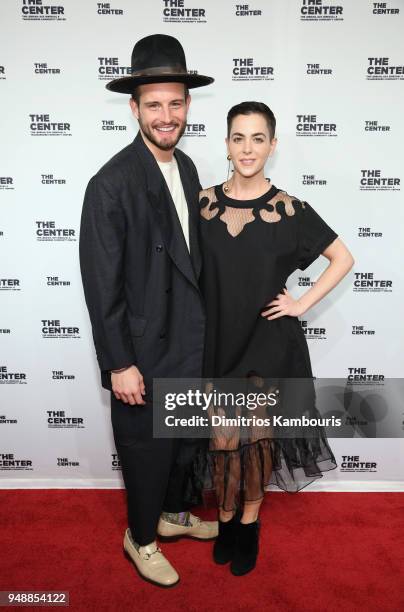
[259,191,302,224]
[199,187,305,238]
[199,187,219,221]
[220,208,256,237]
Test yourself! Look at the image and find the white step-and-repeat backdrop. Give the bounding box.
[1,0,403,490]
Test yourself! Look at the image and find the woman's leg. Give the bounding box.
[230,498,263,576]
[241,497,264,523]
[220,496,264,522]
[219,508,235,521]
[214,505,240,564]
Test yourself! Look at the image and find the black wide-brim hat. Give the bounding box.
[106,34,214,94]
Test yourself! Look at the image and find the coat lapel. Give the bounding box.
[174,149,202,281]
[132,132,200,292]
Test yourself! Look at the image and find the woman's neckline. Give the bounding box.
[215,179,279,208]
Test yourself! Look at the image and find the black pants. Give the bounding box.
[110,392,199,546]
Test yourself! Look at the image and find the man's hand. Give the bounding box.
[111,365,146,405]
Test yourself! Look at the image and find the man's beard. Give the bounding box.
[138,115,187,151]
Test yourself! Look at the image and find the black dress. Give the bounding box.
[197,179,339,511]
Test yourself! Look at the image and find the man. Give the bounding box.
[79,34,216,587]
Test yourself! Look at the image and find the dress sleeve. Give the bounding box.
[296,201,338,271]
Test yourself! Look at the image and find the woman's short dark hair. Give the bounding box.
[227,101,276,140]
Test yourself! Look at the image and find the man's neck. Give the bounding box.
[140,130,174,163]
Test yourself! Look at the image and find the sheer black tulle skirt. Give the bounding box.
[184,434,338,512]
[182,378,338,512]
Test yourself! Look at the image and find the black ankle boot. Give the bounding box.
[230,519,260,576]
[213,510,240,564]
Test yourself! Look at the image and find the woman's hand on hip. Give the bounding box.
[261,289,305,320]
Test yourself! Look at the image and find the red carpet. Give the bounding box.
[1,491,403,611]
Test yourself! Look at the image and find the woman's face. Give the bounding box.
[226,113,277,179]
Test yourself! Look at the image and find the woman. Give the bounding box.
[197,101,354,576]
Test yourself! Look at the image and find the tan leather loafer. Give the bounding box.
[123,529,179,587]
[157,513,218,540]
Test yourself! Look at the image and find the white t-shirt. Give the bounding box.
[157,157,190,252]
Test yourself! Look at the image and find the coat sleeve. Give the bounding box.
[79,173,135,372]
[296,201,338,271]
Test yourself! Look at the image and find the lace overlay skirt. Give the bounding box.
[183,378,338,512]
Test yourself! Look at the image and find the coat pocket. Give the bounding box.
[129,316,147,337]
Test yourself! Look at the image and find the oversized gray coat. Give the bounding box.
[79,131,205,393]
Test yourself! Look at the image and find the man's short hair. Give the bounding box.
[131,83,190,105]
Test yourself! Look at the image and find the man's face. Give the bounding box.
[130,82,190,151]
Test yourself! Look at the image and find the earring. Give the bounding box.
[224,155,233,193]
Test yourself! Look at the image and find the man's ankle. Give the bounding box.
[161,511,192,526]
[128,529,141,551]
